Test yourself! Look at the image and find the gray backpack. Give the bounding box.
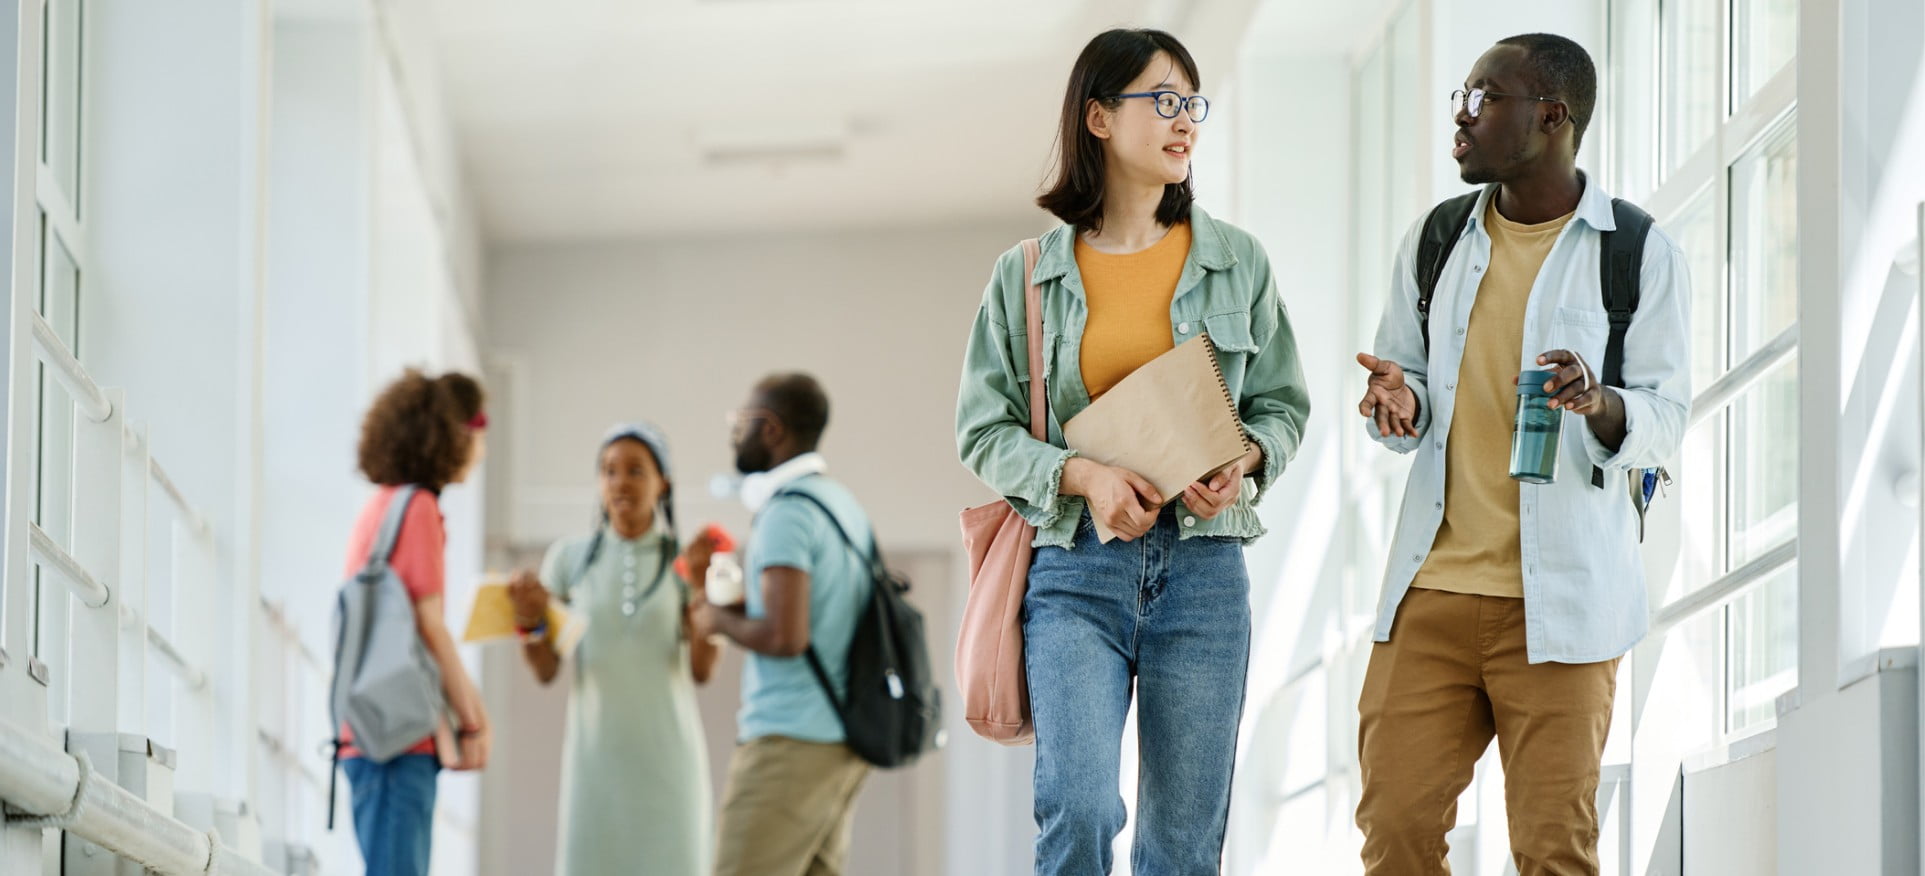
[326,485,445,828]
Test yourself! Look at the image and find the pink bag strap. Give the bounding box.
[1021,238,1047,442]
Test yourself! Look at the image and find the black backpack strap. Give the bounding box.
[1593,198,1655,488]
[559,529,605,605]
[764,487,884,727]
[769,488,888,583]
[805,647,847,720]
[1414,192,1482,353]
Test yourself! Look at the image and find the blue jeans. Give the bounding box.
[343,754,438,876]
[1024,509,1252,875]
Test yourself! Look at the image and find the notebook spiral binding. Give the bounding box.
[1199,330,1253,453]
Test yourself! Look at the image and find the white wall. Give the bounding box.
[482,218,1045,875]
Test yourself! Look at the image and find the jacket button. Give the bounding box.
[1183,516,1197,527]
[1178,322,1192,334]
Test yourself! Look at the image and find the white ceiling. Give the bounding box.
[424,0,1383,243]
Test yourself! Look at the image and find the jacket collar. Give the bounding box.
[1466,169,1618,234]
[1031,203,1238,294]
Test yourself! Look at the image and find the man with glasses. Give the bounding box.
[686,372,876,876]
[1352,34,1691,874]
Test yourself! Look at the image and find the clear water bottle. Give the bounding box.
[1510,369,1561,484]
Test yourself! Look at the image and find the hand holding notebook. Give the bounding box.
[1063,334,1251,543]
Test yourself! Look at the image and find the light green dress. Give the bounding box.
[540,524,711,876]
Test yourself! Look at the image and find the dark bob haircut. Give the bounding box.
[1036,28,1201,232]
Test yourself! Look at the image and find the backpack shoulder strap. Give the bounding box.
[559,529,605,603]
[769,487,886,582]
[1591,198,1655,489]
[1599,198,1654,388]
[361,485,418,575]
[1414,192,1482,353]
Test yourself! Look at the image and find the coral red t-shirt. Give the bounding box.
[337,485,444,759]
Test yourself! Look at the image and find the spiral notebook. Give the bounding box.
[1063,333,1251,543]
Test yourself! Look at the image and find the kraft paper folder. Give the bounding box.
[1062,334,1251,543]
[463,579,588,656]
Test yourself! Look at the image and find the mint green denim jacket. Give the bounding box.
[956,206,1311,549]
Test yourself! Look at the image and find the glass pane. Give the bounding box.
[1729,118,1797,360]
[1672,416,1725,601]
[41,0,82,208]
[1680,602,1727,747]
[33,219,79,661]
[1731,356,1797,565]
[1733,0,1796,104]
[1352,45,1388,356]
[1668,187,1724,390]
[1608,0,1659,200]
[1661,0,1721,176]
[1387,5,1422,219]
[1727,562,1797,732]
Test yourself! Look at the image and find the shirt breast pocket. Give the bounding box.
[1202,311,1259,392]
[1551,305,1610,371]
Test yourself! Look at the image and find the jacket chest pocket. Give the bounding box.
[1202,311,1258,393]
[1550,305,1610,372]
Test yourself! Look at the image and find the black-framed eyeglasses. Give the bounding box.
[1451,88,1563,119]
[1110,90,1210,123]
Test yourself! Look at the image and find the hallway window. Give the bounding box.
[28,0,85,691]
[1610,0,1800,737]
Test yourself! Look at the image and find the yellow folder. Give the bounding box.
[462,581,587,655]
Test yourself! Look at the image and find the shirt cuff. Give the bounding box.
[1581,387,1649,470]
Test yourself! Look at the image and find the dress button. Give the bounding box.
[1183,516,1197,527]
[1178,322,1192,334]
[621,601,637,617]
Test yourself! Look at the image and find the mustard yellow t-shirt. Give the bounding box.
[1075,222,1190,399]
[1412,200,1575,598]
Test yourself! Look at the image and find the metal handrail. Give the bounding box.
[118,604,209,691]
[29,522,108,608]
[1688,323,1800,429]
[0,718,277,875]
[258,597,328,678]
[123,428,210,535]
[1649,540,1799,636]
[30,309,110,422]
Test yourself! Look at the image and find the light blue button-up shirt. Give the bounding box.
[1368,176,1692,664]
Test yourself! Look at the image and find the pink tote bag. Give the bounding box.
[957,238,1044,746]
